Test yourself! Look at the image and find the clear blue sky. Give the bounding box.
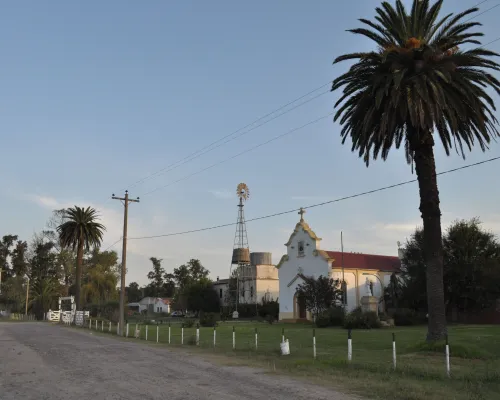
[1,0,499,286]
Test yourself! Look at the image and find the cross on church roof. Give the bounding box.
[298,207,306,221]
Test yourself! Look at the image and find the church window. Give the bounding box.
[298,241,305,257]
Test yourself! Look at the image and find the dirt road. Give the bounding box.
[0,323,354,400]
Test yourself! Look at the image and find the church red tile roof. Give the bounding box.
[326,251,401,272]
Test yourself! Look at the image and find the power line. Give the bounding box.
[128,156,500,240]
[141,112,334,196]
[139,35,500,197]
[113,1,497,198]
[102,237,123,252]
[118,83,330,192]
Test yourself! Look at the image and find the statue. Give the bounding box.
[365,278,372,296]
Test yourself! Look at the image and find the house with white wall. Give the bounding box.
[127,297,171,314]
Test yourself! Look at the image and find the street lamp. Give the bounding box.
[362,272,385,311]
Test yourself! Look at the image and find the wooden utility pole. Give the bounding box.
[112,190,140,336]
[0,268,3,295]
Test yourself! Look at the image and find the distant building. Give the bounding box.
[212,277,230,306]
[237,252,279,305]
[127,297,171,314]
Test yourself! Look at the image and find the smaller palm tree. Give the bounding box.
[57,207,106,311]
[29,278,62,317]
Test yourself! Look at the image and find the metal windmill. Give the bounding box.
[229,183,251,312]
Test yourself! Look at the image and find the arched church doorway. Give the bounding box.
[294,292,307,319]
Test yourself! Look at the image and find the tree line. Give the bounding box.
[125,257,220,315]
[385,218,500,319]
[0,208,118,318]
[0,206,222,319]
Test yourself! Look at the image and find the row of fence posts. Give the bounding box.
[85,320,451,378]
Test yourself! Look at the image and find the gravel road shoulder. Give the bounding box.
[0,322,358,400]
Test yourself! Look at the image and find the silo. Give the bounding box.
[250,252,272,266]
[231,248,251,265]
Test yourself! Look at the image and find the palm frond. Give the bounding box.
[331,0,500,165]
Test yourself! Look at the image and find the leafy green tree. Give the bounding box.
[81,248,119,305]
[45,209,76,294]
[295,275,342,320]
[172,259,210,311]
[0,234,19,279]
[331,0,500,341]
[57,206,106,311]
[11,240,28,278]
[82,264,119,305]
[398,218,500,314]
[147,257,165,296]
[126,282,143,303]
[184,279,220,315]
[173,259,209,290]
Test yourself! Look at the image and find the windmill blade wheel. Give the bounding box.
[236,183,250,201]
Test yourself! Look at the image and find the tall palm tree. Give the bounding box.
[57,207,106,311]
[331,0,500,341]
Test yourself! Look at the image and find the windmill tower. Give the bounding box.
[230,183,251,312]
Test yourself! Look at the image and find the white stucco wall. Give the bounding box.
[331,271,357,312]
[278,225,329,319]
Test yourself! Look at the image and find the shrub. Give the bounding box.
[182,318,196,328]
[315,311,331,328]
[393,308,419,326]
[328,306,345,326]
[265,314,275,324]
[343,309,381,329]
[199,312,218,327]
[258,300,279,320]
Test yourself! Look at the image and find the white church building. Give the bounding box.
[277,209,401,322]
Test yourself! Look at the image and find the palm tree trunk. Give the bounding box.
[412,132,448,341]
[75,239,84,312]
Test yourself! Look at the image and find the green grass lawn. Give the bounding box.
[86,320,500,400]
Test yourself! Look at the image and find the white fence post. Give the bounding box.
[445,334,451,378]
[392,333,397,370]
[157,325,159,343]
[168,323,171,344]
[255,328,258,350]
[313,329,317,359]
[196,324,200,346]
[116,322,119,335]
[101,321,104,331]
[232,326,235,350]
[95,320,97,330]
[146,325,148,341]
[109,321,112,333]
[135,324,138,338]
[126,323,129,338]
[89,319,92,329]
[347,329,352,362]
[213,326,216,348]
[181,327,184,345]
